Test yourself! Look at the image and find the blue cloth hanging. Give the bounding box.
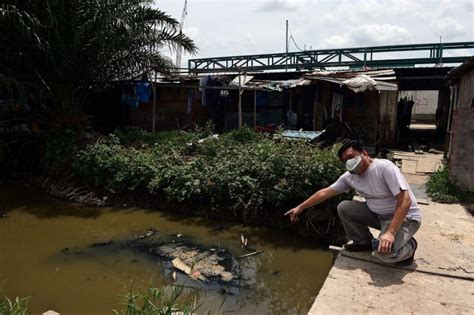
[136,83,151,102]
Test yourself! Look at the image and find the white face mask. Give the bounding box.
[346,155,362,174]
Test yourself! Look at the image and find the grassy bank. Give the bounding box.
[0,296,29,315]
[0,286,197,315]
[45,126,350,240]
[426,166,474,204]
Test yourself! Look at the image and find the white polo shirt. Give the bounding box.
[330,159,422,222]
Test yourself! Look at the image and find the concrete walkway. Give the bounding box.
[309,152,474,314]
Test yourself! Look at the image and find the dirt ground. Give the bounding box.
[309,152,474,314]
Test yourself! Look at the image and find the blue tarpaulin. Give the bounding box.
[281,130,324,141]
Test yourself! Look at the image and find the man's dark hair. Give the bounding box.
[337,139,366,161]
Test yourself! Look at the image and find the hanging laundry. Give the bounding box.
[331,93,344,121]
[287,110,297,126]
[187,89,193,114]
[136,83,151,102]
[199,76,209,107]
[206,77,221,107]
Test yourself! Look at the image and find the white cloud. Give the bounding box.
[258,0,309,12]
[430,18,468,40]
[353,24,412,45]
[324,34,351,47]
[444,48,474,58]
[184,25,200,39]
[320,0,423,24]
[323,24,412,48]
[211,33,262,56]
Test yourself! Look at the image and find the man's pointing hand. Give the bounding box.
[284,206,303,223]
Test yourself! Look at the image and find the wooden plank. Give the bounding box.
[239,251,263,258]
[401,160,418,174]
[172,257,192,274]
[416,159,441,173]
[171,257,207,281]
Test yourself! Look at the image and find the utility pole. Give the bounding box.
[285,20,289,72]
[175,0,188,71]
[438,35,443,66]
[238,71,244,130]
[151,71,157,132]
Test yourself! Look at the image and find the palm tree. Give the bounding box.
[0,0,197,128]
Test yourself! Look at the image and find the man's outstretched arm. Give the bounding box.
[285,187,341,222]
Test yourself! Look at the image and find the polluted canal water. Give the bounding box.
[0,185,334,314]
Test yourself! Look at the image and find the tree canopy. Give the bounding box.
[0,0,197,127]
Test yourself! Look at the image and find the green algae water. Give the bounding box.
[0,184,334,314]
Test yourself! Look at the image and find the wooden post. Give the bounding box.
[313,86,319,131]
[152,71,157,132]
[254,89,257,129]
[289,91,292,111]
[238,73,242,130]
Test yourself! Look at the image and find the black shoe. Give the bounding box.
[343,241,372,252]
[395,238,418,266]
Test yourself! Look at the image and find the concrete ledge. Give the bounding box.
[309,254,474,314]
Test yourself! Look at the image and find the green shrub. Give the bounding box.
[220,125,264,143]
[114,127,196,149]
[73,135,158,192]
[426,166,474,204]
[0,296,29,315]
[73,128,347,213]
[113,285,198,315]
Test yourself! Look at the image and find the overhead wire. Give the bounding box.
[289,35,304,52]
[287,24,305,52]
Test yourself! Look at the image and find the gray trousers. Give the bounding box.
[337,200,421,263]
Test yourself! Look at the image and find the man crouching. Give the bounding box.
[285,140,421,266]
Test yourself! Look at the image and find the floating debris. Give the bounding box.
[42,177,105,207]
[190,270,202,280]
[240,233,248,248]
[91,241,112,247]
[158,244,235,282]
[239,251,263,259]
[172,257,207,282]
[137,228,157,239]
[85,230,238,283]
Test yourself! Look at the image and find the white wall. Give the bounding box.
[398,90,439,115]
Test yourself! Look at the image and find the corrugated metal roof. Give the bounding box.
[244,78,312,91]
[304,69,398,92]
[446,56,474,83]
[151,70,397,92]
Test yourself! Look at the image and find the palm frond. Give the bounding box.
[0,0,198,128]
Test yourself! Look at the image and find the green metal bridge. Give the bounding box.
[188,41,474,74]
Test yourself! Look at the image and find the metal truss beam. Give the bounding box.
[188,41,474,73]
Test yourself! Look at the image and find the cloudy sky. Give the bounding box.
[155,0,474,66]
